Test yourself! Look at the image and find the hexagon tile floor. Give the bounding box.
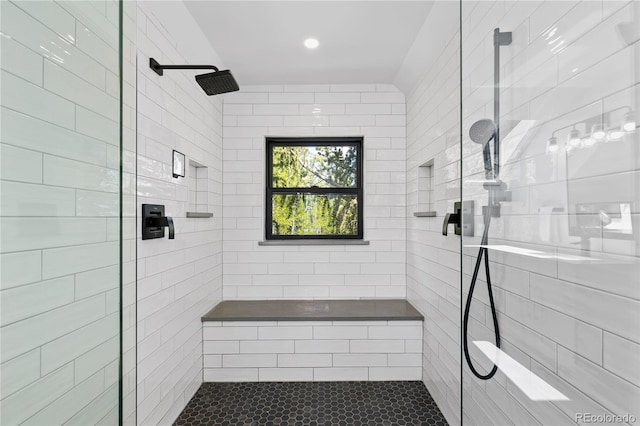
[173,381,449,425]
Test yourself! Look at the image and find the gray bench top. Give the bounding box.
[202,299,423,322]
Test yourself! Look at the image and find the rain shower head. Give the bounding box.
[150,58,240,96]
[196,70,240,96]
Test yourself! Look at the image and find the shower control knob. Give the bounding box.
[142,204,175,240]
[443,201,475,236]
[442,211,461,236]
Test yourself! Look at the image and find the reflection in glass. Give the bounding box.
[572,202,633,238]
[460,0,639,422]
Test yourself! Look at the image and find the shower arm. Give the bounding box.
[150,58,219,76]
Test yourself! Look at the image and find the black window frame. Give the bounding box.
[265,136,364,240]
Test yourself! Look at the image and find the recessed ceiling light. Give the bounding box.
[304,38,319,49]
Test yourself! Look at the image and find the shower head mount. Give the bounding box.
[149,58,240,96]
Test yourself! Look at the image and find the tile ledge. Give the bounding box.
[413,211,437,217]
[186,212,213,218]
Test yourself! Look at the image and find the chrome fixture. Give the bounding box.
[623,111,636,132]
[469,119,497,179]
[567,128,582,148]
[591,123,606,140]
[607,128,625,142]
[546,106,636,153]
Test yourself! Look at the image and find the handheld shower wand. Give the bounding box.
[469,119,496,180]
[463,28,511,381]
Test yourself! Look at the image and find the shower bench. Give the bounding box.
[201,299,423,382]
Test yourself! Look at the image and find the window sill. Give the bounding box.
[258,240,370,246]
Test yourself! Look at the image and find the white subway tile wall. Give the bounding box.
[222,84,407,300]
[134,2,223,425]
[404,2,462,423]
[406,1,639,425]
[0,0,125,424]
[3,1,638,425]
[203,321,422,382]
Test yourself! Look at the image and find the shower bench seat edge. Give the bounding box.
[202,299,423,322]
[201,299,424,382]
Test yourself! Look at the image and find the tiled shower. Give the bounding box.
[222,84,407,300]
[1,1,638,425]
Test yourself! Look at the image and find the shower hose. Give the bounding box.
[463,207,501,380]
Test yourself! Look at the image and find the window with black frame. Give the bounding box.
[266,137,363,240]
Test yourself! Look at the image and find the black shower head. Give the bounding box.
[149,58,240,96]
[196,70,240,96]
[469,119,496,146]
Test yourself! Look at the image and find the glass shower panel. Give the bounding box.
[0,1,123,424]
[461,0,639,424]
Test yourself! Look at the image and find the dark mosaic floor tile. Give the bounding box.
[174,381,448,426]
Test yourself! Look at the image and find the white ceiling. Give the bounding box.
[183,1,434,86]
